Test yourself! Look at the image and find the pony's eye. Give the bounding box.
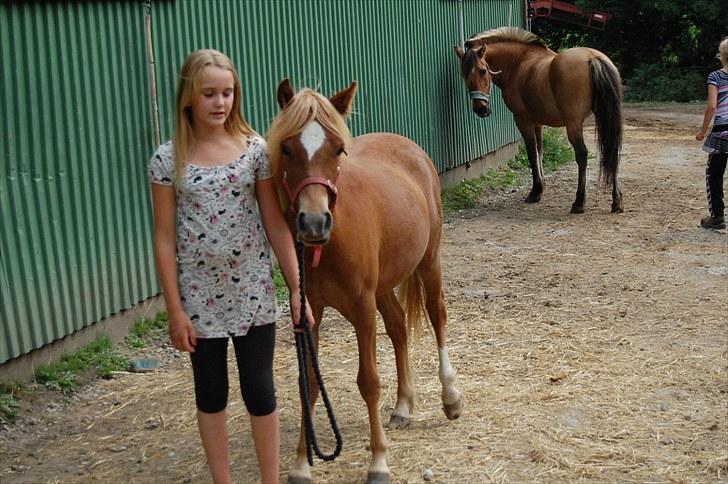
[336,147,347,156]
[281,145,291,157]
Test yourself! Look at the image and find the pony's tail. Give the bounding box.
[590,57,623,188]
[398,270,426,339]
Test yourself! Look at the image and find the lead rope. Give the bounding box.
[294,240,343,465]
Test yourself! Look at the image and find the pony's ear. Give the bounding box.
[277,78,295,109]
[330,81,358,116]
[454,46,465,59]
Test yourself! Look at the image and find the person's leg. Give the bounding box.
[197,410,232,484]
[706,152,727,218]
[191,338,232,483]
[232,325,278,483]
[250,410,280,484]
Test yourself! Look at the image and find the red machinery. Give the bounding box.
[529,0,612,30]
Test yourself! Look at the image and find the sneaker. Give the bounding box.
[700,215,726,229]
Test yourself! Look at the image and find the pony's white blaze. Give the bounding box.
[300,121,326,161]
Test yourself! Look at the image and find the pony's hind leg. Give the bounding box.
[612,177,624,213]
[377,291,415,429]
[418,255,464,420]
[566,123,589,213]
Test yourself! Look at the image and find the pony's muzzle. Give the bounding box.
[472,100,491,118]
[296,210,333,245]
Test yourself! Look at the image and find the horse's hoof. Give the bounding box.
[570,204,585,214]
[525,192,541,203]
[387,413,410,429]
[366,471,390,484]
[287,475,311,484]
[611,203,624,213]
[444,395,464,420]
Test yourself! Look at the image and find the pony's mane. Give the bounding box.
[267,87,353,177]
[466,26,547,50]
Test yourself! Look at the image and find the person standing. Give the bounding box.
[696,38,728,230]
[148,49,312,483]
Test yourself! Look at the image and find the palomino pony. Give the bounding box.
[267,79,464,484]
[454,26,624,213]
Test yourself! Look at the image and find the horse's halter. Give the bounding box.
[282,171,339,214]
[282,168,340,268]
[466,45,501,103]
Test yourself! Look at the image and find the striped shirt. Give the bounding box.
[707,69,728,127]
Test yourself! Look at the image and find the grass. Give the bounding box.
[442,127,573,213]
[124,311,169,349]
[273,266,290,303]
[0,382,20,423]
[34,336,129,394]
[0,312,174,422]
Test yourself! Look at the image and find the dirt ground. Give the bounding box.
[1,103,726,483]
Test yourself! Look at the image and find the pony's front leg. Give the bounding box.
[516,119,544,203]
[288,307,323,484]
[352,296,390,484]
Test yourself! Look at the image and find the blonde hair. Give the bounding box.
[267,88,353,207]
[173,49,255,182]
[719,37,728,68]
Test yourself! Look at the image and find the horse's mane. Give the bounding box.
[267,88,353,180]
[465,26,547,50]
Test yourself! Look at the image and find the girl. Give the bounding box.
[696,37,728,230]
[148,49,312,484]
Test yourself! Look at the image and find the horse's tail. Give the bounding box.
[589,56,623,188]
[398,271,425,339]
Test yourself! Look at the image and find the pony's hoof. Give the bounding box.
[387,413,410,429]
[611,203,624,213]
[287,476,311,484]
[444,395,464,420]
[570,204,585,214]
[366,471,390,484]
[525,192,542,203]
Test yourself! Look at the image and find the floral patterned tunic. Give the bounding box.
[148,136,278,338]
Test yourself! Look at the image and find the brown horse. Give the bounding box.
[267,79,464,484]
[454,27,624,214]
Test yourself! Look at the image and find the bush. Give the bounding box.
[625,63,705,102]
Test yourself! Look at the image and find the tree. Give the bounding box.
[530,0,727,101]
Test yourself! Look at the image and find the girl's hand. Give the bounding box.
[168,309,197,352]
[696,128,707,141]
[290,290,315,332]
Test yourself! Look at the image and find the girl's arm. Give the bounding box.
[150,183,197,352]
[697,84,718,141]
[255,178,314,328]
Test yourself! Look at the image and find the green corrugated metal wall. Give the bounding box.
[151,0,522,171]
[1,2,158,364]
[0,0,522,364]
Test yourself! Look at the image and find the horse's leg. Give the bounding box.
[612,174,623,213]
[350,294,390,484]
[288,305,324,484]
[418,253,463,421]
[377,291,414,429]
[565,122,589,213]
[535,124,545,181]
[515,118,544,203]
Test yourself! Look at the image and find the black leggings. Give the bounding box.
[190,324,276,416]
[706,152,727,218]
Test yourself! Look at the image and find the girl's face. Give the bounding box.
[189,65,235,131]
